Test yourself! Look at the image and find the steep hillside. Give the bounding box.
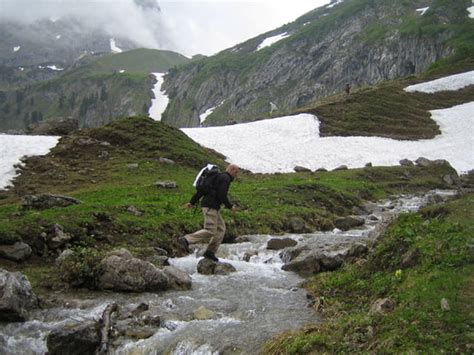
[0,49,189,134]
[162,0,474,128]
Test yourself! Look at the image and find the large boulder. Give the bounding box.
[281,251,321,275]
[266,238,298,250]
[279,245,310,263]
[0,242,32,262]
[46,321,100,355]
[98,249,169,292]
[334,216,365,231]
[163,266,192,290]
[0,269,38,322]
[21,194,81,210]
[197,258,236,275]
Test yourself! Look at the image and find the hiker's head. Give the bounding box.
[226,164,240,177]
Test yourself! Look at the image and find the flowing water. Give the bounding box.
[0,190,457,354]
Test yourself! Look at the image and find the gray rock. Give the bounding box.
[127,163,139,169]
[315,168,327,172]
[365,162,372,167]
[333,165,348,171]
[319,254,344,271]
[154,181,177,189]
[267,238,298,250]
[243,250,258,262]
[294,165,312,173]
[99,250,169,292]
[0,269,38,322]
[334,216,365,231]
[98,151,109,160]
[47,224,72,249]
[163,266,192,290]
[415,157,432,167]
[197,258,236,275]
[21,194,81,210]
[0,242,32,262]
[46,321,99,355]
[289,217,306,233]
[443,174,460,186]
[127,205,143,216]
[281,251,321,275]
[56,249,74,266]
[347,242,369,258]
[370,298,395,314]
[193,306,214,320]
[400,248,420,269]
[279,245,310,263]
[399,159,414,166]
[159,157,175,165]
[440,298,450,311]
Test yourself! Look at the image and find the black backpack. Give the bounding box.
[194,164,220,194]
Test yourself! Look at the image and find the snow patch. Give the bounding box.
[468,5,474,18]
[404,70,474,93]
[200,101,225,124]
[416,7,429,16]
[182,103,474,174]
[110,38,122,53]
[18,67,24,71]
[47,65,64,71]
[119,69,126,73]
[13,46,20,52]
[0,135,59,190]
[327,0,344,9]
[256,33,289,51]
[149,73,169,121]
[55,35,61,40]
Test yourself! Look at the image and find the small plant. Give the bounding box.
[60,246,104,289]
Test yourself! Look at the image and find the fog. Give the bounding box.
[0,0,331,56]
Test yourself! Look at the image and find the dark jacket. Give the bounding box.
[190,172,234,210]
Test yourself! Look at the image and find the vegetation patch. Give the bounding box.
[263,193,474,354]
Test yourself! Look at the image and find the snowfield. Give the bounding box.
[404,70,474,93]
[149,73,169,121]
[110,38,123,53]
[182,102,474,174]
[0,135,59,190]
[256,33,289,51]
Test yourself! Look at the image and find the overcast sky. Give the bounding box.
[0,0,331,56]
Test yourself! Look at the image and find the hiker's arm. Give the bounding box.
[189,190,204,206]
[216,176,233,209]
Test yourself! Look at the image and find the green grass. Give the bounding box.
[263,193,474,354]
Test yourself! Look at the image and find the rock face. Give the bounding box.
[21,194,81,210]
[266,238,298,250]
[197,258,237,275]
[98,249,185,292]
[46,321,100,355]
[0,269,38,322]
[0,242,32,262]
[161,1,456,128]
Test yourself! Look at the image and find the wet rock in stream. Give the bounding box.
[197,258,237,275]
[0,269,38,322]
[47,321,100,355]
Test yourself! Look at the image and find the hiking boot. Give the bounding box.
[178,237,190,254]
[203,250,219,263]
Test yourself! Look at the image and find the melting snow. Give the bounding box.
[404,70,474,93]
[110,38,122,53]
[18,67,24,71]
[256,33,289,51]
[149,73,169,121]
[200,101,225,125]
[13,46,20,52]
[469,4,474,18]
[47,65,64,71]
[119,69,125,73]
[55,34,61,40]
[0,135,59,189]
[327,0,344,9]
[416,7,430,16]
[182,102,474,174]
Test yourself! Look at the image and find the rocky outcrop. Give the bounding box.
[162,1,456,128]
[46,321,100,355]
[98,249,191,292]
[0,242,32,262]
[0,269,38,322]
[21,194,81,210]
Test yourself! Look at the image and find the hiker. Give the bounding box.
[345,83,351,95]
[179,163,240,262]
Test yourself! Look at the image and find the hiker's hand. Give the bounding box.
[184,203,194,209]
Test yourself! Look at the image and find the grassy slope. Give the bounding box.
[0,116,458,290]
[263,193,474,354]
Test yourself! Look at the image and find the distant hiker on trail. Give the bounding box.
[345,83,352,95]
[178,163,240,262]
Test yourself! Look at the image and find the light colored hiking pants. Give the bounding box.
[184,207,225,253]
